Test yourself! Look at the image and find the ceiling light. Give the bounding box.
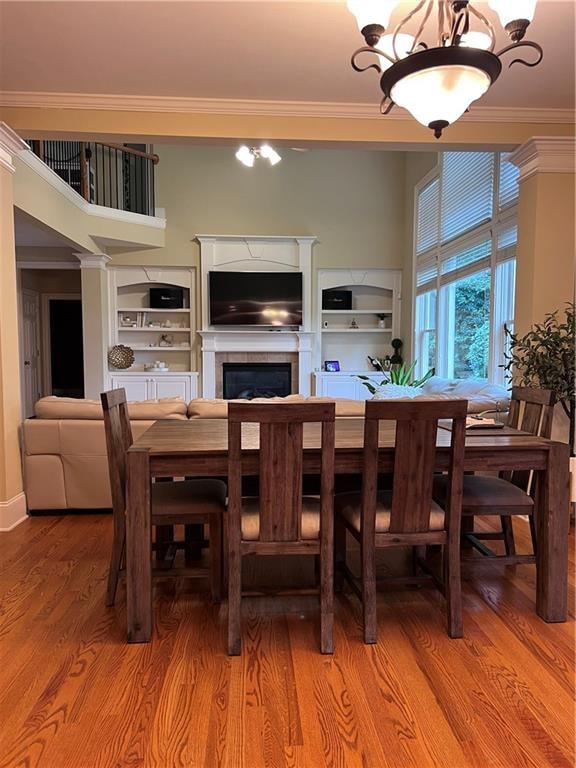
[488,0,537,41]
[235,145,255,167]
[347,0,399,45]
[235,144,282,167]
[259,144,282,165]
[349,0,542,139]
[376,33,415,72]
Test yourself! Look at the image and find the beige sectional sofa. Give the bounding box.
[22,381,509,512]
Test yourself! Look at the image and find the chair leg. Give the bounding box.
[208,515,222,604]
[106,527,125,607]
[184,523,203,562]
[155,524,173,562]
[227,537,242,656]
[334,516,346,593]
[444,538,463,639]
[361,535,377,644]
[501,516,516,556]
[461,515,474,549]
[320,536,334,655]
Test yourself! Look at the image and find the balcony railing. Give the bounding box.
[26,140,158,216]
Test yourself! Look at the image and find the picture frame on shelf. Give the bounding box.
[324,360,340,372]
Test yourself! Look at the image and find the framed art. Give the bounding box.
[324,360,340,372]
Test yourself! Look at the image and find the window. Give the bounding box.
[414,152,519,382]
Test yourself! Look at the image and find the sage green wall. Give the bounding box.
[110,146,409,270]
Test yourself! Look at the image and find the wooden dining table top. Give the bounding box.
[130,417,540,455]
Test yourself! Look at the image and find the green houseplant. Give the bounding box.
[359,360,435,397]
[504,302,575,457]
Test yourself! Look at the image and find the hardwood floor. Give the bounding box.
[0,514,574,768]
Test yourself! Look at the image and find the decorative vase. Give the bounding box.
[372,384,417,400]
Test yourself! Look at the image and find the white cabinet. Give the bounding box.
[313,372,381,400]
[316,269,402,374]
[108,267,197,377]
[109,373,198,402]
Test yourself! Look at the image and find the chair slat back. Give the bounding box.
[363,400,467,535]
[228,402,335,543]
[101,388,133,515]
[506,387,556,489]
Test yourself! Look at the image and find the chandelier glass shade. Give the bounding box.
[348,0,543,138]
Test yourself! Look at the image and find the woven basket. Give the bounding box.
[108,344,135,370]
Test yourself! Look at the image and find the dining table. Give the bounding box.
[125,417,570,643]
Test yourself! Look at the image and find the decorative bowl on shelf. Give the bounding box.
[145,362,169,372]
[108,344,135,369]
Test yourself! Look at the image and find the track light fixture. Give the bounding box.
[235,144,282,167]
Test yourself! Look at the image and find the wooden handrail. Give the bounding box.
[102,143,160,165]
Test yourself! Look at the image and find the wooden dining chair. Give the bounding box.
[101,388,226,607]
[334,399,467,643]
[433,387,556,566]
[227,401,336,655]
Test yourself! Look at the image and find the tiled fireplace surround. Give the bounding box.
[215,353,298,398]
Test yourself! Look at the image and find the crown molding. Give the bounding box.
[0,91,574,125]
[0,121,27,173]
[509,137,576,181]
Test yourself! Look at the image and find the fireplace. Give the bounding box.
[223,362,292,399]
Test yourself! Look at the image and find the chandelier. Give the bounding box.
[347,0,543,138]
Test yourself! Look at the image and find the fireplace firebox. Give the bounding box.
[222,362,292,400]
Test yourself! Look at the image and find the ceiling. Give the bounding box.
[0,0,574,112]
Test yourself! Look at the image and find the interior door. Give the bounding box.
[21,289,41,417]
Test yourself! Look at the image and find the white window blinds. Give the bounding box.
[440,238,491,283]
[496,221,518,262]
[440,152,494,243]
[416,178,440,254]
[498,154,520,209]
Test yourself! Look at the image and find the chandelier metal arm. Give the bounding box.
[350,46,386,74]
[495,40,544,69]
[468,3,497,51]
[380,96,395,115]
[391,0,431,57]
[448,6,469,47]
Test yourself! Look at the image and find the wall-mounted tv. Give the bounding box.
[209,271,303,326]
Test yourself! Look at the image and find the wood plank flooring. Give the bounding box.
[0,514,574,768]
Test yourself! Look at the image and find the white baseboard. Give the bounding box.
[0,492,28,531]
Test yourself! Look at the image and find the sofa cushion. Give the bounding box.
[34,396,188,420]
[187,394,305,419]
[307,397,366,417]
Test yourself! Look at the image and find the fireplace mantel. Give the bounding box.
[199,330,314,397]
[196,234,316,397]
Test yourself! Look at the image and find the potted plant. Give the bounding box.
[359,360,435,399]
[504,302,575,501]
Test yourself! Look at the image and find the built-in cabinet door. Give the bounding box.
[154,375,192,401]
[109,376,150,402]
[109,374,198,402]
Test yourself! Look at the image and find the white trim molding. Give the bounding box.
[1,92,574,125]
[16,260,80,270]
[0,492,27,531]
[75,253,111,269]
[0,121,27,173]
[509,137,576,182]
[16,148,166,229]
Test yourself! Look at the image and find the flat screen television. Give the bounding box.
[209,271,303,326]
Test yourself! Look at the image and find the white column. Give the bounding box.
[509,137,576,335]
[0,123,28,529]
[76,253,111,399]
